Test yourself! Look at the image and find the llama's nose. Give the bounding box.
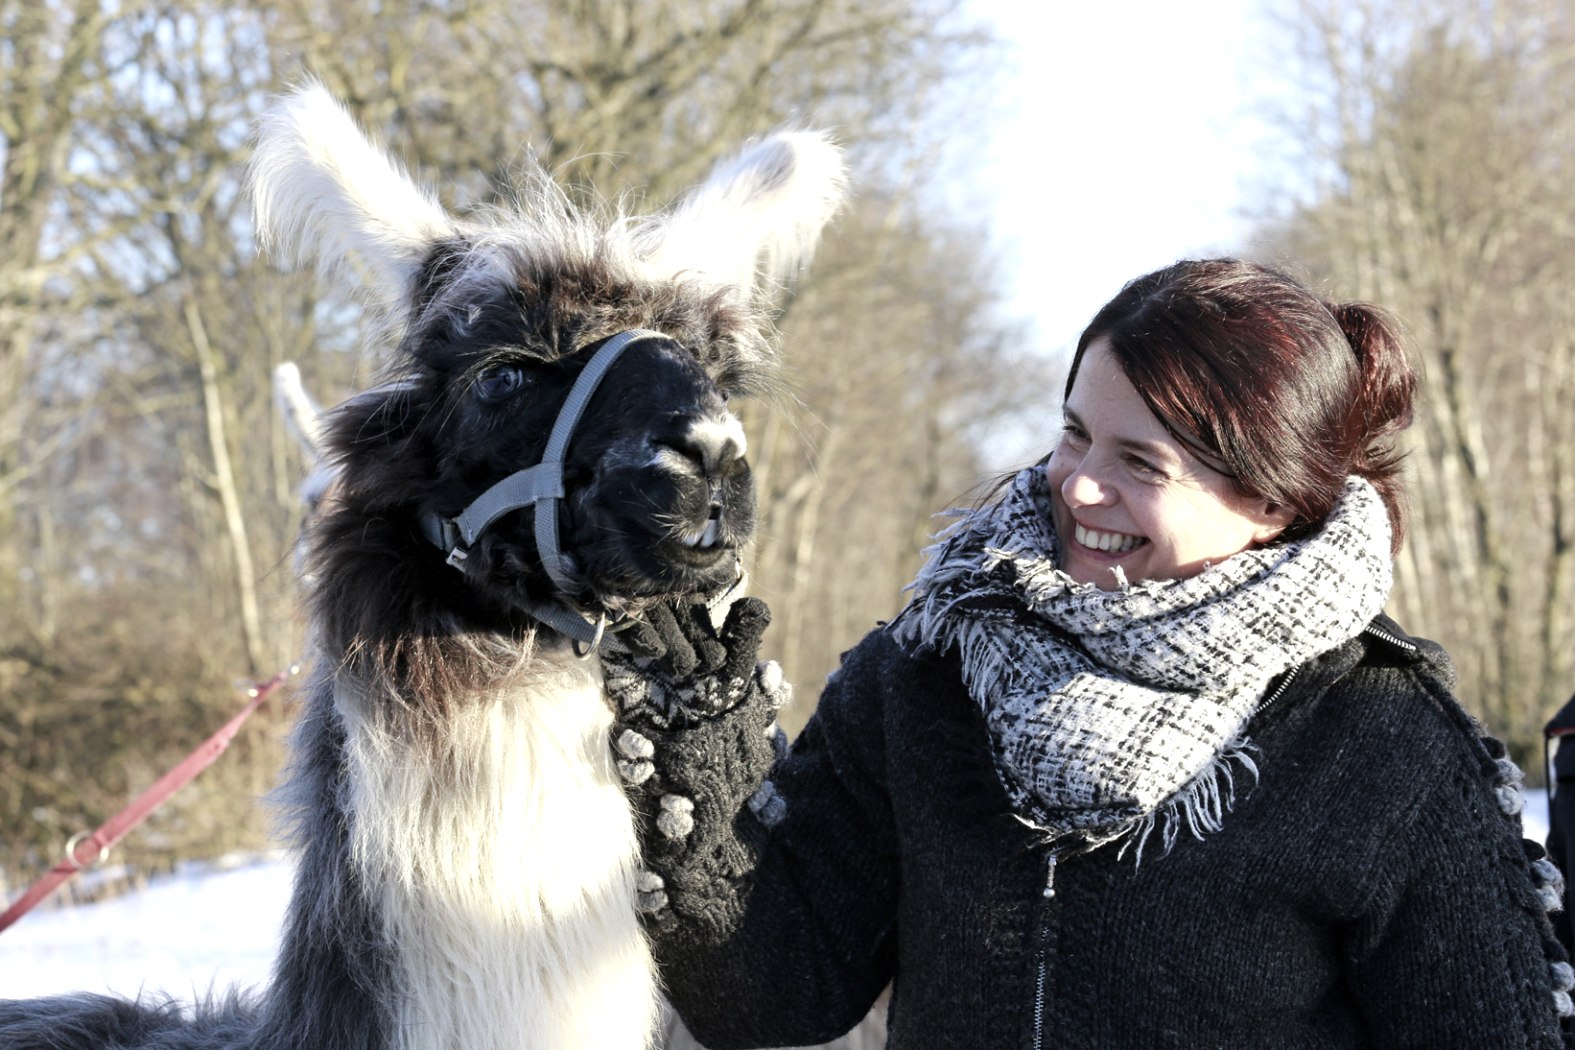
[667,413,748,478]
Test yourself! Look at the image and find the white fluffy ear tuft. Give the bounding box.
[247,80,455,302]
[639,130,846,293]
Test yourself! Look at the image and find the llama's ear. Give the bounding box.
[638,130,846,294]
[274,361,340,516]
[247,80,456,305]
[273,362,325,462]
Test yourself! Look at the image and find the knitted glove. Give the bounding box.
[603,598,791,926]
[603,597,772,728]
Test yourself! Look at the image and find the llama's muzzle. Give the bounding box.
[417,328,673,648]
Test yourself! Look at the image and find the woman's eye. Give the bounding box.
[474,365,524,401]
[1126,456,1163,479]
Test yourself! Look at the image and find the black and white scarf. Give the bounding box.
[892,466,1393,858]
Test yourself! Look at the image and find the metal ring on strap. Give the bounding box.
[64,831,109,871]
[571,613,609,660]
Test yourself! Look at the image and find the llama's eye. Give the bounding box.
[474,365,524,402]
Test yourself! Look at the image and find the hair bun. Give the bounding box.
[1326,300,1417,530]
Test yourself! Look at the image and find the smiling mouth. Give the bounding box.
[1074,523,1147,554]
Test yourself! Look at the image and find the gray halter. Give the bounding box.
[418,328,666,648]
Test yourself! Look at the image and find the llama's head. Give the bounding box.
[248,83,844,647]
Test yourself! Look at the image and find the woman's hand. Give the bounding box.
[603,597,772,726]
[603,597,790,922]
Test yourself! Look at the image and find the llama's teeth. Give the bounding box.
[700,519,720,548]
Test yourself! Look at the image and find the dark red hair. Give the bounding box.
[1066,259,1417,551]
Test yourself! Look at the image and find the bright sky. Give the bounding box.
[973,0,1274,361]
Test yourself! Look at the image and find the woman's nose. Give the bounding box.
[1062,460,1116,508]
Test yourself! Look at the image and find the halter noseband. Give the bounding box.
[417,328,667,649]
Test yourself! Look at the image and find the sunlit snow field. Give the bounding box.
[1,852,291,1000]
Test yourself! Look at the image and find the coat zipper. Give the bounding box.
[1361,622,1418,653]
[1258,624,1411,721]
[1032,847,1059,1048]
[1257,665,1300,717]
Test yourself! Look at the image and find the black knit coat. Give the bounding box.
[626,614,1571,1049]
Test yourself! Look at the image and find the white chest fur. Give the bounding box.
[337,654,657,1050]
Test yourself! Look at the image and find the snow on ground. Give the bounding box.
[0,852,291,1000]
[0,792,1556,1001]
[1529,788,1553,843]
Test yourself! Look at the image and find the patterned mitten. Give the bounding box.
[603,597,771,727]
[602,598,791,925]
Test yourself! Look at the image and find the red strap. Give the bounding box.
[0,665,297,935]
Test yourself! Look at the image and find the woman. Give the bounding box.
[604,259,1572,1048]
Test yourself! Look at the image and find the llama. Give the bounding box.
[272,363,889,1050]
[0,82,843,1050]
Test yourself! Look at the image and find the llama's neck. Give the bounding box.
[335,648,658,1050]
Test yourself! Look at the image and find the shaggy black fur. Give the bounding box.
[312,250,760,711]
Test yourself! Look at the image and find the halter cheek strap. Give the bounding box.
[417,328,667,648]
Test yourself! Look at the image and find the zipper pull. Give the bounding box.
[1043,849,1059,899]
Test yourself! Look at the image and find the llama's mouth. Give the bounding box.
[565,507,748,600]
[665,529,738,570]
[679,508,724,551]
[564,448,755,598]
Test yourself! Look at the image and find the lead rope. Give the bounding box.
[0,663,298,935]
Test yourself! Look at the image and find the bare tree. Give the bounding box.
[1257,0,1575,763]
[0,3,330,878]
[0,0,1023,891]
[0,0,124,645]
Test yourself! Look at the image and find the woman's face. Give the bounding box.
[1046,338,1291,589]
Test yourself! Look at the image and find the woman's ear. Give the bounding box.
[1252,502,1297,544]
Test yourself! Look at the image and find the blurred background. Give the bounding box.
[3,0,1572,890]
